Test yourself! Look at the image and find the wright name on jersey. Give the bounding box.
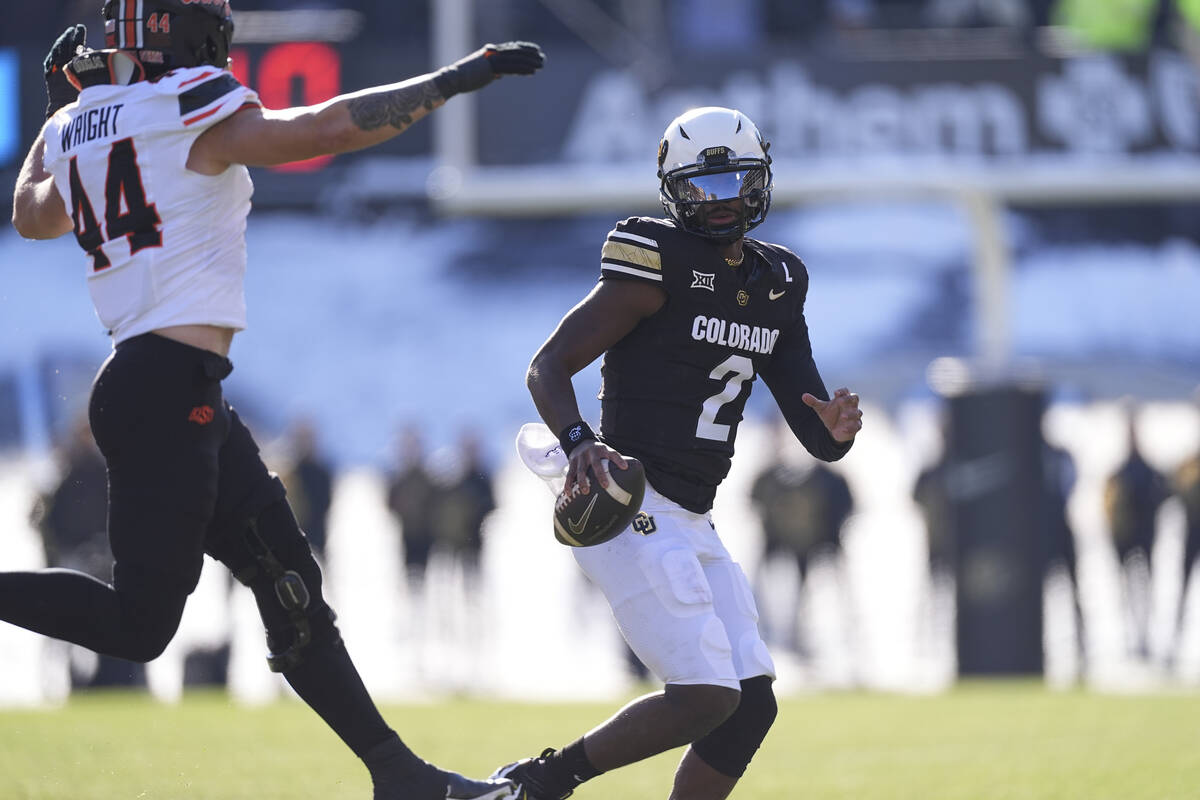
[42,66,260,343]
[597,216,850,513]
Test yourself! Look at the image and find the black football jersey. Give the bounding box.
[596,216,851,513]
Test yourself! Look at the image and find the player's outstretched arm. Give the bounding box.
[188,41,544,174]
[12,129,72,240]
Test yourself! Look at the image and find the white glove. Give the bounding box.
[515,422,567,497]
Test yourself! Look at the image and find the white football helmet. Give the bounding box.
[657,106,773,243]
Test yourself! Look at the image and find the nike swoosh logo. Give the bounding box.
[768,288,786,300]
[568,494,600,536]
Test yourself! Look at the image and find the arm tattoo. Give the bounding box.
[348,79,442,132]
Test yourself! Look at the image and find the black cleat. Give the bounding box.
[441,770,517,800]
[373,765,515,800]
[490,749,573,800]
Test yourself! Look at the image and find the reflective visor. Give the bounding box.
[670,166,766,203]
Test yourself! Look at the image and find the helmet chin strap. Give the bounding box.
[701,221,746,244]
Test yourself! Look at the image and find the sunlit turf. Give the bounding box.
[1,682,1199,799]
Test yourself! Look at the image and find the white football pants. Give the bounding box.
[572,483,776,689]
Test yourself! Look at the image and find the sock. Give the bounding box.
[276,637,455,800]
[364,735,442,800]
[541,738,603,794]
[281,638,398,757]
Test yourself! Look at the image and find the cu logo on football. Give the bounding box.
[631,511,657,536]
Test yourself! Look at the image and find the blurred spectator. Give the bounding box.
[429,428,496,578]
[914,453,955,586]
[913,436,956,671]
[1168,424,1200,668]
[33,416,109,579]
[1043,440,1086,675]
[385,426,437,584]
[279,418,335,561]
[1103,407,1171,659]
[30,416,144,689]
[749,434,854,660]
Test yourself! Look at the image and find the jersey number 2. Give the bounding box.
[67,138,162,271]
[696,354,755,442]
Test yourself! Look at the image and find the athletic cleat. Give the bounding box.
[442,770,517,800]
[490,749,572,800]
[373,766,515,800]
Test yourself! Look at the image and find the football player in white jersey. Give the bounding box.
[493,108,862,800]
[9,3,542,799]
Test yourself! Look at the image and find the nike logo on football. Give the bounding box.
[768,288,786,300]
[567,494,600,536]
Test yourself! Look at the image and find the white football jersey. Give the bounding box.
[43,66,261,344]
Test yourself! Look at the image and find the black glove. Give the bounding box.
[45,24,87,119]
[432,41,545,100]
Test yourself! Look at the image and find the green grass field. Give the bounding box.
[1,682,1199,799]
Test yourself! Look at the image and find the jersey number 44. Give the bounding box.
[67,138,162,271]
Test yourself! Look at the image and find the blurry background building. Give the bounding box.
[1,0,1199,703]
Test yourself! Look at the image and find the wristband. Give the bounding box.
[558,420,596,457]
[432,55,493,100]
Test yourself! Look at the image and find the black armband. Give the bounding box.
[558,421,596,457]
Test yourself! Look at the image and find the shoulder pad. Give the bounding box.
[752,238,808,289]
[171,70,258,126]
[599,217,672,284]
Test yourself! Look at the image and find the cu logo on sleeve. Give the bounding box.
[632,511,657,535]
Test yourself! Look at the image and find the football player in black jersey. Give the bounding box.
[493,107,861,800]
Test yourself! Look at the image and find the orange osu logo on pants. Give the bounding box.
[188,405,215,425]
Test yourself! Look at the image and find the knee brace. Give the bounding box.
[690,675,778,778]
[228,501,339,672]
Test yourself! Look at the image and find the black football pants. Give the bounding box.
[0,333,394,758]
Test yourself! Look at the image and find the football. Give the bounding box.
[553,457,646,547]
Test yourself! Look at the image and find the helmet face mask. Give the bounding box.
[102,0,235,77]
[658,107,773,243]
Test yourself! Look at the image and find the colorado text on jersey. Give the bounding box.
[691,317,780,354]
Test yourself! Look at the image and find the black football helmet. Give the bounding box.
[658,107,773,243]
[102,0,234,76]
